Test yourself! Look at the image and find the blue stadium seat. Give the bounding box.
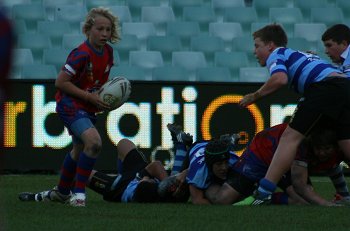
[223,7,258,35]
[12,3,47,31]
[190,35,225,65]
[239,67,269,83]
[172,51,207,81]
[166,21,200,50]
[252,0,289,21]
[37,21,72,48]
[43,0,84,21]
[337,0,350,19]
[62,34,86,50]
[141,6,175,35]
[113,34,141,64]
[129,51,164,80]
[310,7,344,26]
[211,0,245,21]
[169,0,205,19]
[86,0,125,11]
[126,0,162,21]
[288,37,315,53]
[21,64,57,79]
[152,66,191,81]
[122,22,156,50]
[55,5,87,32]
[147,35,182,64]
[109,65,147,81]
[294,0,329,20]
[10,48,34,79]
[18,33,52,63]
[232,36,256,66]
[294,23,327,43]
[109,5,133,24]
[182,6,216,32]
[196,67,232,82]
[214,51,248,80]
[269,8,303,37]
[43,48,70,73]
[209,22,243,51]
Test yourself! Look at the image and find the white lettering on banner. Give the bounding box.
[270,104,297,126]
[32,85,71,148]
[183,86,197,142]
[106,102,151,148]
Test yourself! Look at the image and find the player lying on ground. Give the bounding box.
[205,123,350,206]
[19,138,189,203]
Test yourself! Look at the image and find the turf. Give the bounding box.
[1,175,349,231]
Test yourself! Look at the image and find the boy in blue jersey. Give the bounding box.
[322,24,350,76]
[238,24,350,205]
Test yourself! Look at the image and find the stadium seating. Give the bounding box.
[169,0,205,19]
[252,0,289,21]
[269,8,303,37]
[14,19,27,34]
[54,5,87,32]
[294,23,327,52]
[122,22,157,50]
[172,51,207,81]
[231,36,256,66]
[152,66,191,81]
[293,0,329,20]
[287,37,315,53]
[42,48,70,73]
[10,48,34,79]
[37,21,72,48]
[129,51,164,80]
[109,65,147,81]
[12,3,46,31]
[337,0,350,19]
[223,7,258,36]
[42,0,84,21]
[85,0,124,11]
[182,6,216,32]
[209,22,243,51]
[147,35,182,64]
[141,6,175,35]
[166,21,201,50]
[191,35,225,65]
[214,51,249,80]
[310,7,344,26]
[18,33,52,63]
[239,67,269,83]
[109,5,132,23]
[62,34,86,50]
[113,34,140,64]
[196,67,232,82]
[21,64,57,79]
[211,0,245,21]
[126,0,162,21]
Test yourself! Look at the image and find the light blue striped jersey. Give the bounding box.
[340,45,350,76]
[186,141,239,189]
[267,47,340,93]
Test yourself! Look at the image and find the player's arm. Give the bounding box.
[291,161,334,206]
[189,185,211,205]
[239,72,288,107]
[144,161,168,181]
[205,183,241,204]
[55,70,110,110]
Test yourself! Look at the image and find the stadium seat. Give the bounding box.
[223,7,258,36]
[190,35,225,65]
[13,19,27,34]
[10,48,34,79]
[294,23,327,43]
[239,67,269,83]
[147,35,182,64]
[166,21,200,50]
[252,0,289,21]
[337,0,350,19]
[141,6,175,35]
[211,0,245,21]
[86,0,125,11]
[310,7,344,26]
[172,51,207,81]
[250,22,270,35]
[214,51,249,80]
[62,34,86,50]
[42,0,84,21]
[18,33,52,63]
[21,64,57,79]
[129,51,164,80]
[109,5,132,24]
[152,66,191,81]
[182,6,216,32]
[12,3,46,31]
[232,36,256,66]
[109,65,147,81]
[169,0,205,19]
[113,34,140,65]
[126,0,162,21]
[37,21,72,48]
[209,22,243,52]
[55,5,87,33]
[294,0,329,20]
[2,0,31,8]
[288,37,315,53]
[269,8,303,37]
[196,67,232,82]
[43,48,70,73]
[122,22,156,50]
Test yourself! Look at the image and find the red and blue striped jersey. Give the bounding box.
[55,40,114,113]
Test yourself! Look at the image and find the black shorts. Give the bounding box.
[89,148,148,202]
[225,170,257,197]
[289,78,350,139]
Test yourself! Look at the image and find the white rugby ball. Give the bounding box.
[99,76,131,110]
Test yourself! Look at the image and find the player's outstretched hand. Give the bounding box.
[86,92,111,111]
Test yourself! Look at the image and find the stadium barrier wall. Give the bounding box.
[2,80,300,172]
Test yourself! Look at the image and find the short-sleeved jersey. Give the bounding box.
[186,141,239,189]
[340,45,350,76]
[267,47,340,93]
[55,40,114,113]
[294,142,344,174]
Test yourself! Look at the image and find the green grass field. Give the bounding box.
[1,175,349,231]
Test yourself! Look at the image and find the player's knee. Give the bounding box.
[85,139,102,155]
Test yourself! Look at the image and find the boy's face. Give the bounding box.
[88,15,112,51]
[254,37,273,67]
[212,159,229,180]
[323,39,348,64]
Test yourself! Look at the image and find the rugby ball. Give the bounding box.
[99,76,131,110]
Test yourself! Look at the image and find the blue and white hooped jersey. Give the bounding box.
[340,45,350,77]
[267,47,340,93]
[186,141,239,189]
